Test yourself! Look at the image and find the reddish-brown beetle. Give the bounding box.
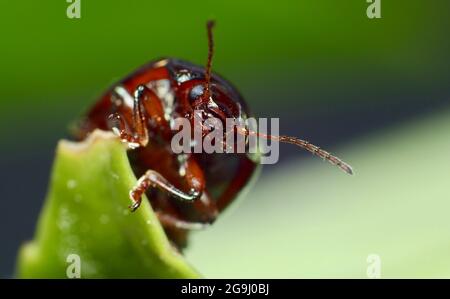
[75,21,352,247]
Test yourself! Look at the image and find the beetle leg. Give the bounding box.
[135,85,172,138]
[156,212,210,230]
[154,191,217,242]
[109,85,150,148]
[129,169,201,212]
[108,113,144,149]
[130,85,150,146]
[110,84,172,148]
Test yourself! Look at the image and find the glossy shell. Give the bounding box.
[76,58,259,247]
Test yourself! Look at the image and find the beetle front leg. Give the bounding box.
[129,169,201,212]
[109,85,150,149]
[108,113,144,149]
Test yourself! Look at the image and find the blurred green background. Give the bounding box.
[1,0,450,277]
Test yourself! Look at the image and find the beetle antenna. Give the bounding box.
[239,128,353,175]
[204,20,215,100]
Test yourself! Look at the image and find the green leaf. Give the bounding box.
[16,130,200,278]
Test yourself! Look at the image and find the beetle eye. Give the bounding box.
[189,85,205,103]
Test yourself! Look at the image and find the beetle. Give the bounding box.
[75,21,352,247]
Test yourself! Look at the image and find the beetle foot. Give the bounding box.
[129,189,143,212]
